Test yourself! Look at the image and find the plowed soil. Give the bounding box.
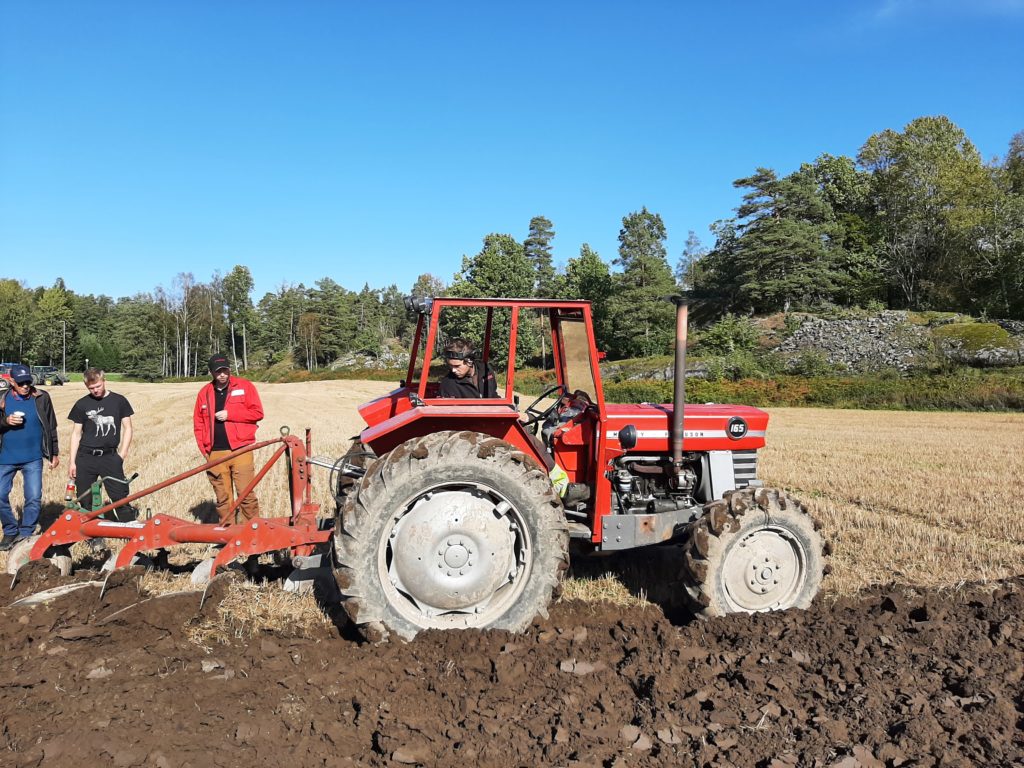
[1,566,1021,768]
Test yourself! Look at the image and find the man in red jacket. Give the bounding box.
[193,354,264,526]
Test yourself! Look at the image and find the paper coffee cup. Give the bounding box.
[12,411,24,418]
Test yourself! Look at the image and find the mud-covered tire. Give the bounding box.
[681,487,826,617]
[334,430,569,642]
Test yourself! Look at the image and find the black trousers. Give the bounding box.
[75,451,137,522]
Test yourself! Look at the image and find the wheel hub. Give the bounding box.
[386,487,521,617]
[441,541,470,570]
[721,526,805,612]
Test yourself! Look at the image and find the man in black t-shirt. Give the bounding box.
[438,339,498,398]
[68,368,136,521]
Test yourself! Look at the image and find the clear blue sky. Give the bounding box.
[2,1,1023,301]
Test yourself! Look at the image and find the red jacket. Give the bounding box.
[193,377,264,454]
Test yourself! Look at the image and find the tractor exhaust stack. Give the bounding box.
[671,296,688,474]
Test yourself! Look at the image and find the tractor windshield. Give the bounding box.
[554,312,598,400]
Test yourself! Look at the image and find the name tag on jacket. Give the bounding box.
[230,389,246,396]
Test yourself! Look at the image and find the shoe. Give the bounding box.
[562,483,592,505]
[0,534,18,552]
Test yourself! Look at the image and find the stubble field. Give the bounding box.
[4,379,1023,610]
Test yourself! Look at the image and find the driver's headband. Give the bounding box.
[444,349,475,363]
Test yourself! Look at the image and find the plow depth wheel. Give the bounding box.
[682,487,826,617]
[335,431,568,642]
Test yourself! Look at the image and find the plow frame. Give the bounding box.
[27,430,333,578]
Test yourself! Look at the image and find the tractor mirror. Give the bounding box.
[619,424,637,450]
[513,394,520,411]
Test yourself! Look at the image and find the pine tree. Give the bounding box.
[524,216,557,297]
[606,208,677,358]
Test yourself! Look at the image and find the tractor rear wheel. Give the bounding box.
[334,430,569,642]
[681,487,826,617]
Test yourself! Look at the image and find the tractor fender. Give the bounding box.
[360,405,552,470]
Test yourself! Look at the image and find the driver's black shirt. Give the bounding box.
[439,367,498,398]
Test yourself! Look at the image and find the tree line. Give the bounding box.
[1,116,1021,376]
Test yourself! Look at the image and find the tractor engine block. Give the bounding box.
[611,454,698,515]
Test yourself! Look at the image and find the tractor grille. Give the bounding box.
[733,450,759,488]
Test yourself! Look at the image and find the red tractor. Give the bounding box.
[334,297,827,641]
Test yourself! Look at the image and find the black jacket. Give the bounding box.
[438,364,498,398]
[0,387,59,460]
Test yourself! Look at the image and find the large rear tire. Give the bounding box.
[681,487,826,617]
[335,431,569,641]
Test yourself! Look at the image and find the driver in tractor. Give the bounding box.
[438,338,498,398]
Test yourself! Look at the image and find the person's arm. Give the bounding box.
[118,416,133,461]
[44,395,59,469]
[68,422,82,479]
[193,389,210,455]
[227,380,263,424]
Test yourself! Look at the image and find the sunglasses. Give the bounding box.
[12,380,32,386]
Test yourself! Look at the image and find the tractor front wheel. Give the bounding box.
[334,431,569,642]
[681,487,826,617]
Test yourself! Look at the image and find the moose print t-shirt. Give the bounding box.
[68,392,135,451]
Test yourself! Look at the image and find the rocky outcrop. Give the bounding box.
[777,312,932,372]
[777,312,1024,371]
[331,348,410,370]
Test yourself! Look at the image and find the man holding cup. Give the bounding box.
[0,364,59,550]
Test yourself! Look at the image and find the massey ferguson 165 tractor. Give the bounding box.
[7,295,825,642]
[333,296,827,641]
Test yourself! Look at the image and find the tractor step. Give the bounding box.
[567,522,592,539]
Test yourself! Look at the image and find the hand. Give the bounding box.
[5,413,24,427]
[215,409,228,422]
[69,464,77,480]
[48,456,60,470]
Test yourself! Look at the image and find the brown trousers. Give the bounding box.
[206,450,261,526]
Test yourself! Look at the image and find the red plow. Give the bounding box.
[6,429,350,600]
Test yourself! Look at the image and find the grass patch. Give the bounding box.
[64,372,126,382]
[185,580,333,648]
[932,322,1015,351]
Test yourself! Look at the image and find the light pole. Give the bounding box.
[62,320,66,375]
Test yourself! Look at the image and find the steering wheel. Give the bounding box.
[522,384,568,428]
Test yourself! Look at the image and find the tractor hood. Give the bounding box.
[605,402,768,452]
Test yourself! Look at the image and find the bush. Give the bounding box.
[695,314,760,355]
[789,350,842,377]
[702,350,766,382]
